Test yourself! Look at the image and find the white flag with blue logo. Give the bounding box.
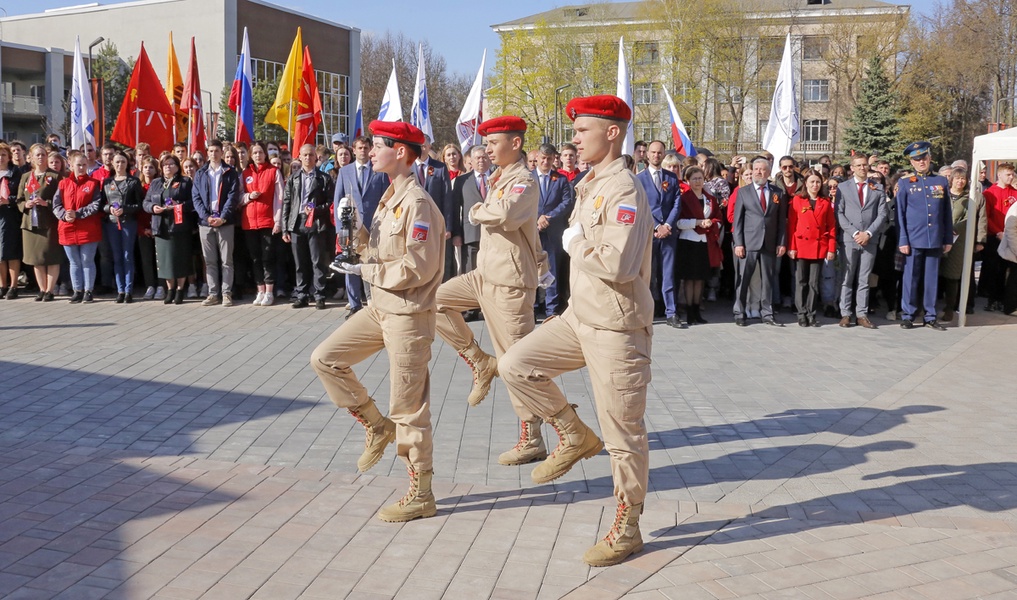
[410,44,433,141]
[70,36,97,150]
[616,37,634,156]
[378,60,403,122]
[762,33,800,176]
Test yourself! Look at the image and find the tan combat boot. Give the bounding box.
[531,404,604,484]
[377,467,437,522]
[582,502,644,567]
[498,419,549,465]
[459,340,498,406]
[348,401,396,472]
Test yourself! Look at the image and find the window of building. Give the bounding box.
[803,119,829,142]
[759,37,784,62]
[636,121,661,142]
[716,120,735,142]
[803,79,830,102]
[718,83,742,104]
[758,79,776,100]
[802,36,830,60]
[759,120,769,140]
[633,42,659,65]
[633,82,658,106]
[249,57,348,145]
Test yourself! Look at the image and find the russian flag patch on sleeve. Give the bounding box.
[511,184,527,194]
[616,204,637,225]
[411,221,430,241]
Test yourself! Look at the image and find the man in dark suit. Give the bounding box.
[414,136,455,280]
[837,155,888,328]
[283,144,335,309]
[333,136,388,318]
[732,157,788,326]
[636,140,682,327]
[192,139,241,306]
[450,146,491,277]
[533,143,574,316]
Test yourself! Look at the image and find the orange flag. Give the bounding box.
[293,45,322,149]
[180,37,206,155]
[166,32,188,143]
[111,43,175,154]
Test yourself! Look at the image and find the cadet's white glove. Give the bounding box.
[467,207,478,226]
[562,222,584,255]
[337,262,362,276]
[538,270,555,289]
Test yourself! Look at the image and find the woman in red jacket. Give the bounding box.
[788,168,836,327]
[241,141,283,306]
[52,151,103,303]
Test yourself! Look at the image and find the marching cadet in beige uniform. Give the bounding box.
[499,95,654,566]
[311,120,445,522]
[435,115,553,465]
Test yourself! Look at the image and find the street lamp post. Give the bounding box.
[87,37,105,145]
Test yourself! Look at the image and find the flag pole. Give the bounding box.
[187,108,193,155]
[288,100,294,151]
[135,108,140,150]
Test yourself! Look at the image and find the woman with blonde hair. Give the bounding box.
[18,143,62,301]
[442,143,465,181]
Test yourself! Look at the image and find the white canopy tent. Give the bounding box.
[960,126,1017,326]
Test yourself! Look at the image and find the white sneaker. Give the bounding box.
[332,288,346,301]
[57,282,71,296]
[706,289,717,302]
[261,292,275,306]
[886,310,898,321]
[253,291,265,306]
[200,283,209,297]
[143,286,156,300]
[275,289,287,298]
[154,287,166,300]
[186,284,198,299]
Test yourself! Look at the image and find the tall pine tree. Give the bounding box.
[843,56,903,160]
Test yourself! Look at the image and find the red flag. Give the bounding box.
[293,46,322,149]
[181,37,207,156]
[111,44,175,155]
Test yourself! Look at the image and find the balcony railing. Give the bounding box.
[1,94,44,116]
[694,140,834,158]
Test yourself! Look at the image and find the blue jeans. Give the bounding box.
[104,220,138,293]
[64,241,99,292]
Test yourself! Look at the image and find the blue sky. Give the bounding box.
[6,0,925,75]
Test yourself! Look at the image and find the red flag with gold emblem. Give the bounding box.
[293,46,322,149]
[180,37,206,155]
[111,44,175,154]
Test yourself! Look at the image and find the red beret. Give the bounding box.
[368,120,425,146]
[565,95,632,122]
[477,116,527,136]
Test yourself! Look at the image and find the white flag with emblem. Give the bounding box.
[762,33,800,176]
[410,44,433,141]
[616,37,634,156]
[378,59,403,122]
[456,50,486,153]
[71,36,97,150]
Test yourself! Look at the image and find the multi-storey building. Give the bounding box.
[1,0,360,145]
[491,0,910,161]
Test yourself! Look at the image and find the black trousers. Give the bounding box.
[979,237,1004,302]
[244,228,275,285]
[794,258,822,319]
[291,230,327,300]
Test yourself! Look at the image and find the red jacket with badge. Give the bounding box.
[53,174,103,246]
[983,183,1017,236]
[788,194,836,260]
[241,163,280,231]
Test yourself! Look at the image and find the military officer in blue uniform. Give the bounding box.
[896,141,953,330]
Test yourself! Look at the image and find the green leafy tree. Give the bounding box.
[216,78,287,142]
[92,41,133,141]
[843,56,903,161]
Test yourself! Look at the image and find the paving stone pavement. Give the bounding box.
[1,296,1016,599]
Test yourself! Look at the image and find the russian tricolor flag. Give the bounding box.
[663,85,696,158]
[353,90,363,139]
[228,27,254,144]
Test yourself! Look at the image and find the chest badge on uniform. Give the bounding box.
[617,204,637,225]
[394,206,402,219]
[511,184,526,194]
[497,189,504,199]
[661,181,669,192]
[411,221,429,241]
[594,196,604,210]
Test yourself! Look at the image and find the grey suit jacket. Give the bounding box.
[455,171,486,245]
[836,179,888,247]
[733,182,787,253]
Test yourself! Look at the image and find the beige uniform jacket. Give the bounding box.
[469,160,544,289]
[358,176,445,314]
[566,156,654,332]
